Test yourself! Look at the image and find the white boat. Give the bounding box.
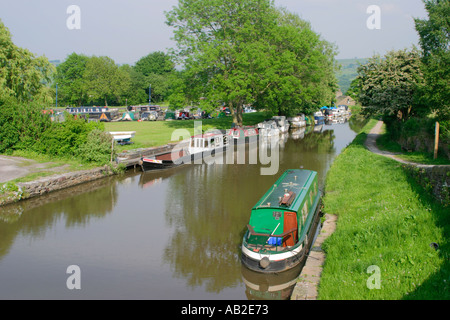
[140,131,229,171]
[188,131,229,157]
[109,131,136,145]
[272,116,290,133]
[257,120,280,137]
[287,114,307,128]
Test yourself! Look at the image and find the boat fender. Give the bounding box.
[260,257,270,269]
[138,160,143,166]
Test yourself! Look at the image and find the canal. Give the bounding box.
[0,117,366,299]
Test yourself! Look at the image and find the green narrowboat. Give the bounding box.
[241,169,322,273]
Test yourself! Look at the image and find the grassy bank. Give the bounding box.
[104,112,269,151]
[319,119,449,299]
[376,122,449,165]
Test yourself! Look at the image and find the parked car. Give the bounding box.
[141,111,158,121]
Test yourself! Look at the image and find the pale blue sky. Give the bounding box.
[0,0,428,64]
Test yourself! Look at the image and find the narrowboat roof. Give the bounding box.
[252,169,317,213]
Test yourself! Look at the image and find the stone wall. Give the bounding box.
[15,166,114,202]
[403,164,450,206]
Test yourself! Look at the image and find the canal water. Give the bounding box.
[0,117,366,300]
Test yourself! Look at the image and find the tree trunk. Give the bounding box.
[230,101,243,127]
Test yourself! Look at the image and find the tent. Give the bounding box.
[121,112,136,121]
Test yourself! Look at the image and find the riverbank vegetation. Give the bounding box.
[349,0,449,162]
[319,119,449,299]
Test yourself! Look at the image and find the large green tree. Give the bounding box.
[134,51,175,76]
[357,49,424,121]
[82,56,131,106]
[166,0,338,126]
[0,19,54,104]
[414,0,449,120]
[54,53,90,106]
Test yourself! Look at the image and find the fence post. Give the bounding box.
[434,122,439,160]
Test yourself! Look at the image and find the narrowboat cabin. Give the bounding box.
[140,131,229,171]
[140,148,190,171]
[227,126,259,142]
[241,169,322,273]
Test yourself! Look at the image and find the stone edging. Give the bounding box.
[1,166,114,207]
[290,214,337,300]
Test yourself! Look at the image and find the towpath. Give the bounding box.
[291,120,449,300]
[0,155,71,183]
[364,120,450,168]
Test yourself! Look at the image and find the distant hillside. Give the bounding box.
[335,58,368,94]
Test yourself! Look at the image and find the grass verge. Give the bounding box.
[318,118,449,299]
[376,123,449,165]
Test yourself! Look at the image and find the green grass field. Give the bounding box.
[319,119,449,299]
[103,112,269,152]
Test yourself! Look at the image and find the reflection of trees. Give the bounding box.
[162,127,339,293]
[348,115,369,134]
[283,128,337,187]
[163,162,278,293]
[0,176,119,261]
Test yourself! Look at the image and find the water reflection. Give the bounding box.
[241,263,304,300]
[0,118,366,299]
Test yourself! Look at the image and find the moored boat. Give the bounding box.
[227,126,259,142]
[287,114,306,128]
[140,148,190,171]
[241,169,322,273]
[140,131,229,171]
[313,111,325,125]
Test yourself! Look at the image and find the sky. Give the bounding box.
[0,0,428,65]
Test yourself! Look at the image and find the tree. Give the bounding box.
[357,49,424,121]
[414,0,450,120]
[166,0,338,126]
[134,51,175,76]
[0,19,54,104]
[119,64,148,105]
[82,56,131,106]
[54,53,90,106]
[253,8,339,116]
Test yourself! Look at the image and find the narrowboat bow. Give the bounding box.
[241,169,322,273]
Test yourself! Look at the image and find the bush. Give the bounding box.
[77,129,115,164]
[34,114,105,158]
[0,96,51,154]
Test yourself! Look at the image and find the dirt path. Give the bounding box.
[0,155,70,183]
[364,121,449,168]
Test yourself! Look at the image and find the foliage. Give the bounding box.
[0,96,51,154]
[166,0,338,126]
[414,0,450,121]
[53,52,90,106]
[0,19,55,104]
[134,51,175,76]
[357,48,424,121]
[82,56,131,106]
[77,129,116,164]
[33,114,109,163]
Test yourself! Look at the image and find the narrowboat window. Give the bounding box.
[310,191,313,204]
